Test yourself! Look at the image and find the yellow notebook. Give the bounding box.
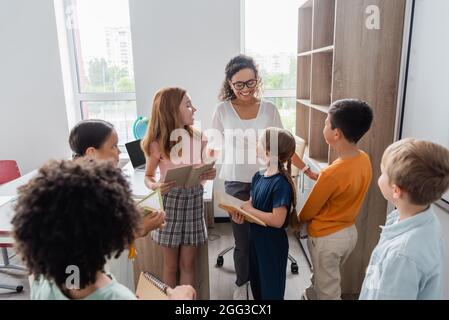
[135,272,169,300]
[215,191,267,227]
[135,189,164,216]
[129,190,164,260]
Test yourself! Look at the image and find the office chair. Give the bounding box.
[0,160,25,293]
[215,136,307,275]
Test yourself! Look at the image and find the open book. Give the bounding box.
[215,192,267,227]
[135,272,169,300]
[163,161,215,188]
[135,189,164,216]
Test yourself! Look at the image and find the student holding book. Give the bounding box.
[141,87,216,289]
[69,119,166,237]
[229,127,298,300]
[209,54,317,300]
[68,119,166,289]
[298,100,373,300]
[12,159,195,300]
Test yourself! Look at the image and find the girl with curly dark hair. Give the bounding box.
[12,159,140,299]
[12,159,196,300]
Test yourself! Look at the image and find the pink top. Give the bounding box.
[148,132,208,182]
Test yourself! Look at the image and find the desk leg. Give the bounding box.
[296,236,312,271]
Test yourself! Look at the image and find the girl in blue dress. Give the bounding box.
[230,127,298,300]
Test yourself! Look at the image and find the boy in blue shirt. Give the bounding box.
[360,138,449,299]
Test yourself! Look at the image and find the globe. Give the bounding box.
[132,116,149,140]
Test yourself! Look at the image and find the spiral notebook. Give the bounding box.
[135,272,169,300]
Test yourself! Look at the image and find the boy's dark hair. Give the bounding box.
[219,54,261,101]
[12,159,140,290]
[69,119,114,159]
[328,99,373,143]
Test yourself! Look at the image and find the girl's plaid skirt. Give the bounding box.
[151,185,207,248]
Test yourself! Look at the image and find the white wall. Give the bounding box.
[129,0,241,129]
[0,0,70,174]
[398,0,449,299]
[401,0,449,202]
[434,205,449,299]
[129,0,241,218]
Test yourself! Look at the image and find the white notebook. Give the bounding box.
[135,189,164,216]
[163,161,216,188]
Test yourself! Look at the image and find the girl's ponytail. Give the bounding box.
[277,159,299,230]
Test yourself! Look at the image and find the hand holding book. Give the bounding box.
[151,181,176,195]
[136,272,196,300]
[229,211,245,225]
[166,285,197,300]
[229,201,253,224]
[135,190,166,237]
[139,210,166,238]
[199,167,217,181]
[163,161,216,188]
[215,192,267,227]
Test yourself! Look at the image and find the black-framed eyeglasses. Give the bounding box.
[232,79,258,90]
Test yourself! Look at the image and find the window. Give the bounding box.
[64,0,136,144]
[244,0,302,133]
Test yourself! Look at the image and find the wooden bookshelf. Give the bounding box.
[296,56,311,100]
[312,0,335,50]
[311,52,333,106]
[298,0,313,54]
[297,99,329,113]
[298,45,334,57]
[296,0,407,295]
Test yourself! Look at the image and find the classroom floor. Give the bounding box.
[208,222,311,300]
[0,250,29,300]
[0,222,311,300]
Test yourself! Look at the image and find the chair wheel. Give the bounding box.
[216,256,224,267]
[16,285,23,293]
[291,263,299,274]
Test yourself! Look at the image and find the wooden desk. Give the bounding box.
[0,174,34,236]
[122,163,212,300]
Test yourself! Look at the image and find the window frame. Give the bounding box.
[242,0,297,127]
[63,0,137,130]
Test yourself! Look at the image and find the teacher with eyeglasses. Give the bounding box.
[207,55,316,300]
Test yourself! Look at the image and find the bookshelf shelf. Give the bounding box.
[312,0,336,50]
[311,52,333,106]
[297,56,311,100]
[297,99,329,114]
[298,45,334,57]
[298,1,313,54]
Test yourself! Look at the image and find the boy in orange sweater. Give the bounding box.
[299,99,373,300]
